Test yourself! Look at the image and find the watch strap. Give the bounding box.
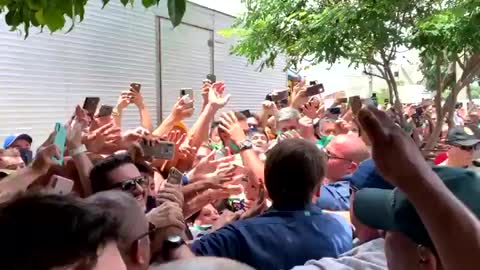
[70,144,87,156]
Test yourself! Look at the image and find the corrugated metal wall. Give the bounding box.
[0,0,286,149]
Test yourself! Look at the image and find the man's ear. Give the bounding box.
[130,240,146,265]
[348,162,358,173]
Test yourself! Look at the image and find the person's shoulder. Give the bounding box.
[317,210,352,231]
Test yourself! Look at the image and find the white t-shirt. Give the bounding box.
[290,238,387,270]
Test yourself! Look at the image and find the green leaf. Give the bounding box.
[102,0,110,8]
[74,0,86,21]
[43,6,66,32]
[5,9,21,27]
[34,8,46,25]
[168,0,186,27]
[27,0,43,10]
[120,0,129,6]
[142,0,156,8]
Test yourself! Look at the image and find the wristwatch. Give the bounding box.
[161,235,186,260]
[238,139,253,152]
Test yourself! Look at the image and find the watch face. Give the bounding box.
[242,140,253,148]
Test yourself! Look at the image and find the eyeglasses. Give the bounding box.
[110,176,148,192]
[323,148,353,162]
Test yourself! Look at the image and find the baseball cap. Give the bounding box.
[353,166,480,248]
[3,134,33,149]
[277,107,301,122]
[345,159,394,191]
[446,126,480,147]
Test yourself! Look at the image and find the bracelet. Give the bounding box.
[70,144,87,156]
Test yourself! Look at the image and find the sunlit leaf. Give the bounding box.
[168,0,186,27]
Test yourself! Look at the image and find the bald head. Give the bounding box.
[327,134,370,163]
[152,257,254,270]
[325,134,370,182]
[86,191,148,251]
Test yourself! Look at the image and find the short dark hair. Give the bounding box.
[135,161,154,176]
[251,127,269,141]
[0,193,119,270]
[265,139,326,208]
[235,112,247,121]
[90,154,133,193]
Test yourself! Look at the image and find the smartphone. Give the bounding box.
[82,97,100,116]
[240,110,252,118]
[328,107,342,115]
[98,105,114,117]
[309,80,317,86]
[206,74,217,83]
[180,88,194,98]
[130,83,141,93]
[265,93,273,101]
[53,123,67,165]
[140,140,175,160]
[49,175,74,195]
[271,89,289,102]
[167,167,183,185]
[306,84,324,97]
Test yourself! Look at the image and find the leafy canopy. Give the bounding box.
[222,0,432,70]
[0,0,186,38]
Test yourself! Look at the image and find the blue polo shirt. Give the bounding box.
[316,181,351,211]
[191,204,353,270]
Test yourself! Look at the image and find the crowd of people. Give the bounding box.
[0,78,479,270]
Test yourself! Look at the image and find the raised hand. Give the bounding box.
[208,82,231,110]
[219,112,246,145]
[115,91,131,111]
[357,106,431,189]
[122,126,151,142]
[84,122,122,153]
[171,98,194,122]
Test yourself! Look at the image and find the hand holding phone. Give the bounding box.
[212,82,225,96]
[167,167,183,185]
[130,83,141,93]
[53,123,67,165]
[97,105,114,118]
[82,97,100,117]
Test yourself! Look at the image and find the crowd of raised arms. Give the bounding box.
[1,78,480,270]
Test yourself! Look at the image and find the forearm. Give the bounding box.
[153,114,178,137]
[182,180,213,201]
[188,104,217,149]
[240,150,264,185]
[113,107,123,128]
[71,153,93,197]
[258,111,269,128]
[184,190,215,219]
[139,107,154,132]
[403,169,480,270]
[0,167,43,195]
[170,245,195,260]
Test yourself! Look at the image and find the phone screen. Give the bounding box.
[272,90,289,102]
[141,141,175,160]
[180,88,194,98]
[53,123,67,165]
[98,105,114,117]
[82,97,100,116]
[240,110,252,118]
[167,167,183,185]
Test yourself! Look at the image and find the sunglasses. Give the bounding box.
[323,148,353,162]
[454,144,479,151]
[110,176,148,192]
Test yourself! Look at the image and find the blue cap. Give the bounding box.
[344,159,394,191]
[3,134,33,149]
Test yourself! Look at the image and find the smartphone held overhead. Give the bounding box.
[97,105,114,118]
[53,123,67,165]
[82,97,100,116]
[167,167,183,185]
[140,140,175,160]
[49,175,74,195]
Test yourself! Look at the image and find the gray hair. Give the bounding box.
[277,107,301,122]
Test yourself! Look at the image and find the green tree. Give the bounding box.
[414,0,480,149]
[0,0,186,37]
[222,0,433,114]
